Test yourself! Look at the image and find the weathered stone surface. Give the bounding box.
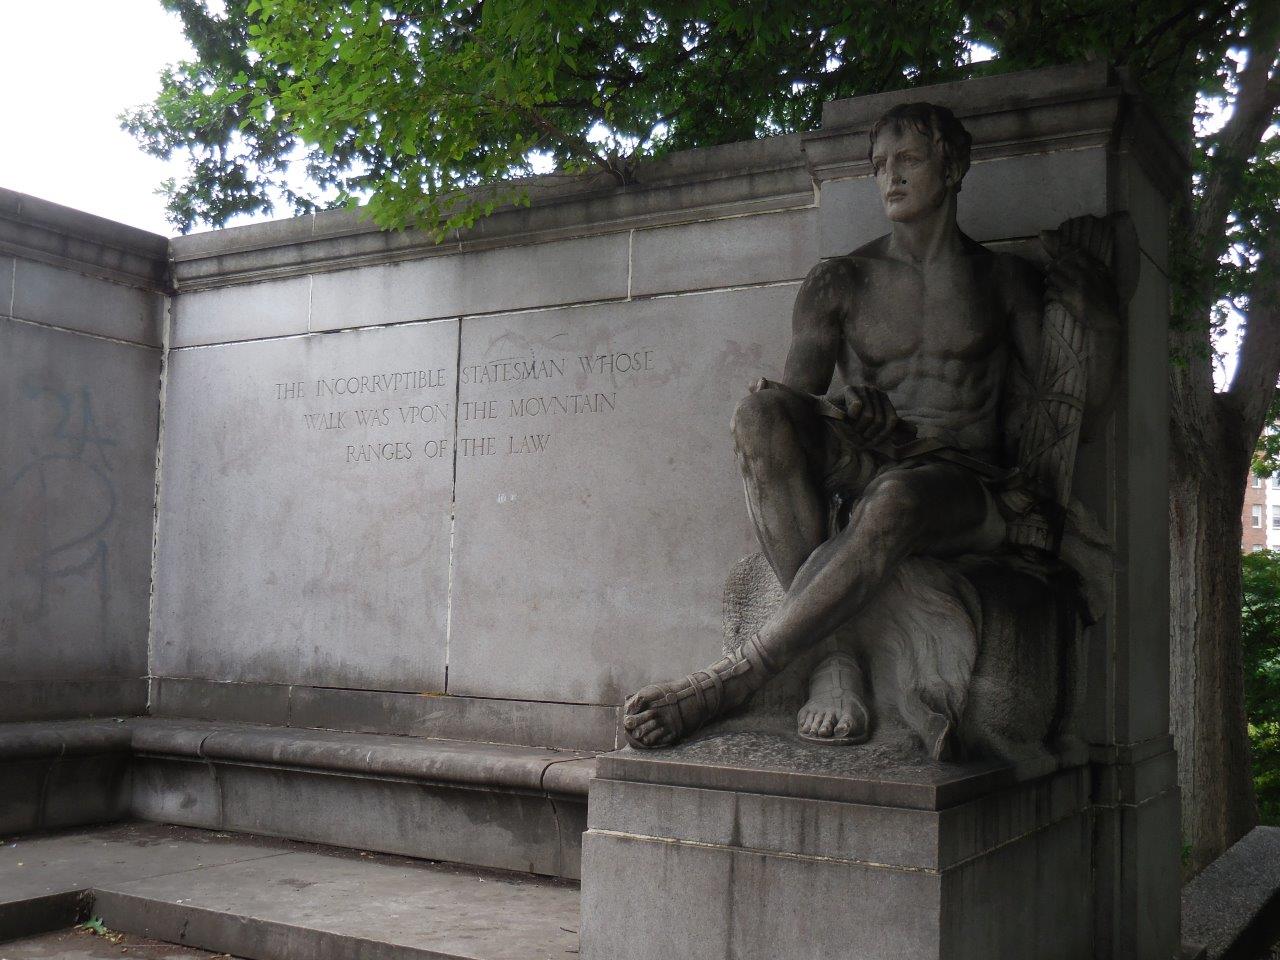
[213,762,576,876]
[588,762,1086,870]
[1116,250,1172,744]
[0,255,15,314]
[1183,825,1280,959]
[152,322,456,690]
[125,717,597,876]
[447,284,795,704]
[170,275,310,347]
[146,678,620,751]
[0,319,158,694]
[0,187,169,290]
[0,823,582,960]
[0,824,283,905]
[309,232,630,332]
[93,843,581,960]
[582,830,942,960]
[286,685,620,752]
[583,750,1092,960]
[10,258,163,346]
[0,928,236,959]
[629,206,816,296]
[0,679,147,723]
[149,678,291,726]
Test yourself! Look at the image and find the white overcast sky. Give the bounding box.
[0,0,230,237]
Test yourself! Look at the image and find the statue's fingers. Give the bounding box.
[846,393,865,427]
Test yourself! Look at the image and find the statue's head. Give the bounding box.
[868,102,972,223]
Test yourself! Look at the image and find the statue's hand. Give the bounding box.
[1046,248,1121,332]
[842,384,901,445]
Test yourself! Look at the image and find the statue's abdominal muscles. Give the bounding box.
[875,353,1005,459]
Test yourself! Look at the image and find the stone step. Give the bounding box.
[0,824,580,960]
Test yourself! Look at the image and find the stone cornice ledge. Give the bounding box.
[169,133,814,290]
[0,188,170,291]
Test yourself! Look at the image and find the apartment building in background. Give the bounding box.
[1243,473,1279,552]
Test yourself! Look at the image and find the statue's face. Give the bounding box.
[870,124,952,223]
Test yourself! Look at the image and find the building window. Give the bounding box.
[1253,505,1264,527]
[1254,475,1265,487]
[1255,545,1267,553]
[1271,505,1280,528]
[1271,475,1279,488]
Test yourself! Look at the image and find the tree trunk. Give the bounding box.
[1169,409,1259,873]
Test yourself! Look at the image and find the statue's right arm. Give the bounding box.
[781,259,849,395]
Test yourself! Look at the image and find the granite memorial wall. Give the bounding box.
[0,189,166,722]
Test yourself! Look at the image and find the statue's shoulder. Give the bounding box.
[846,233,893,266]
[798,236,889,289]
[989,248,1044,309]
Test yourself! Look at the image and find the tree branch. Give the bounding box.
[1190,7,1280,271]
[1227,236,1280,435]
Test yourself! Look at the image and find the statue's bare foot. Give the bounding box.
[623,635,779,749]
[797,650,871,745]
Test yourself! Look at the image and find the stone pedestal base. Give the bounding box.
[581,732,1093,960]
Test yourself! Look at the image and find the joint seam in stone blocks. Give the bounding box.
[2,312,161,351]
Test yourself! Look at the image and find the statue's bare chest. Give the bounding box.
[843,258,1007,371]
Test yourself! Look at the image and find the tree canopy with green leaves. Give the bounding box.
[126,0,1250,234]
[128,0,1280,873]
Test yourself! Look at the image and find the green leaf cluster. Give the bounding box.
[1242,550,1280,824]
[124,0,1256,236]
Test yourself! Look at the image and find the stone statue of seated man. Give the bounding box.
[623,101,1125,759]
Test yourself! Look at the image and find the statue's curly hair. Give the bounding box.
[868,103,972,193]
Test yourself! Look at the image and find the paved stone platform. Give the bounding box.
[0,927,241,958]
[0,824,580,960]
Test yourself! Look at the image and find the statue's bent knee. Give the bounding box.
[731,390,787,457]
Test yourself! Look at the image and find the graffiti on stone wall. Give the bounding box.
[2,384,118,636]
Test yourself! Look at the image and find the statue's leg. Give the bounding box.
[757,463,1004,672]
[730,384,828,589]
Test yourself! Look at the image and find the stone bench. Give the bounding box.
[1182,826,1280,960]
[0,718,595,879]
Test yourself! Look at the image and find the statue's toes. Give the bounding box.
[623,709,654,731]
[816,714,835,737]
[632,718,663,740]
[638,725,674,748]
[833,715,853,739]
[623,687,658,716]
